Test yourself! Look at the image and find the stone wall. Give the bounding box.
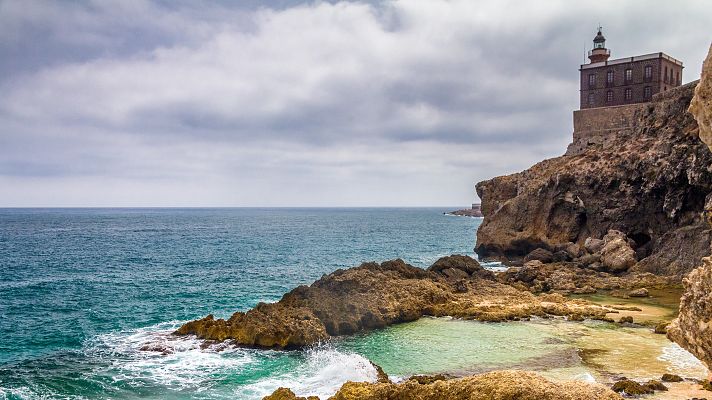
[566,80,700,156]
[565,104,642,155]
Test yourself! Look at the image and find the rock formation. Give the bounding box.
[475,80,712,278]
[690,43,712,151]
[667,259,712,369]
[668,43,712,370]
[262,370,623,400]
[176,256,613,348]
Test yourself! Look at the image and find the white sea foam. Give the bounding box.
[657,342,708,376]
[480,261,508,272]
[86,321,254,391]
[236,344,379,399]
[83,322,379,399]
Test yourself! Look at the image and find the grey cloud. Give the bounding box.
[1,0,711,206]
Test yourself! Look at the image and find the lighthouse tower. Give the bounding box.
[588,27,610,63]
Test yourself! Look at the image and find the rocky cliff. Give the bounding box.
[475,79,712,278]
[668,43,712,370]
[668,256,712,369]
[690,44,712,152]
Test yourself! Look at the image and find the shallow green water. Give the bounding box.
[341,317,566,376]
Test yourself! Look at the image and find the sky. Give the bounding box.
[1,0,711,207]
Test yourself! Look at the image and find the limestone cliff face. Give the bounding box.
[475,80,712,277]
[667,256,712,368]
[668,43,712,369]
[691,44,712,151]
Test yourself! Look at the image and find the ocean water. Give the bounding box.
[0,208,707,400]
[0,208,481,399]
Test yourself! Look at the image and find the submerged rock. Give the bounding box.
[628,287,649,297]
[618,316,634,324]
[176,257,611,348]
[661,373,683,382]
[611,379,653,395]
[653,321,669,334]
[264,370,622,400]
[644,380,668,391]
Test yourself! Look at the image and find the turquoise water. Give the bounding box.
[0,208,481,399]
[2,208,706,399]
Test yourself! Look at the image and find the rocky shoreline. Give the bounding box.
[444,204,483,217]
[175,45,712,400]
[264,370,624,400]
[175,255,621,348]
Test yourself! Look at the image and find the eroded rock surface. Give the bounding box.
[668,256,712,368]
[691,43,712,151]
[263,370,623,400]
[475,80,712,278]
[668,44,712,371]
[499,261,671,295]
[176,256,611,348]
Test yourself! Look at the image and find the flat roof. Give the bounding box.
[580,52,683,70]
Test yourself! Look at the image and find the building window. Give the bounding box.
[607,70,614,86]
[664,66,669,83]
[624,68,632,83]
[644,65,653,81]
[606,90,614,102]
[588,73,596,88]
[624,88,632,101]
[644,86,652,99]
[676,71,680,85]
[588,93,595,105]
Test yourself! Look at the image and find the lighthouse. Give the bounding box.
[588,27,611,63]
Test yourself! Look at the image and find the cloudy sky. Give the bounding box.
[1,0,710,207]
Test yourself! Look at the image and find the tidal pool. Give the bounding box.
[336,316,708,384]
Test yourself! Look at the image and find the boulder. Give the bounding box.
[584,238,605,254]
[552,250,573,262]
[628,287,649,297]
[644,380,668,391]
[576,253,601,266]
[653,321,669,334]
[600,230,637,273]
[611,379,653,395]
[555,242,583,258]
[263,388,318,400]
[661,373,683,383]
[428,255,495,280]
[618,316,634,324]
[523,248,554,263]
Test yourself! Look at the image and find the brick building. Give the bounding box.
[579,28,683,109]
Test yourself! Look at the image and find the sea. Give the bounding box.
[0,208,706,399]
